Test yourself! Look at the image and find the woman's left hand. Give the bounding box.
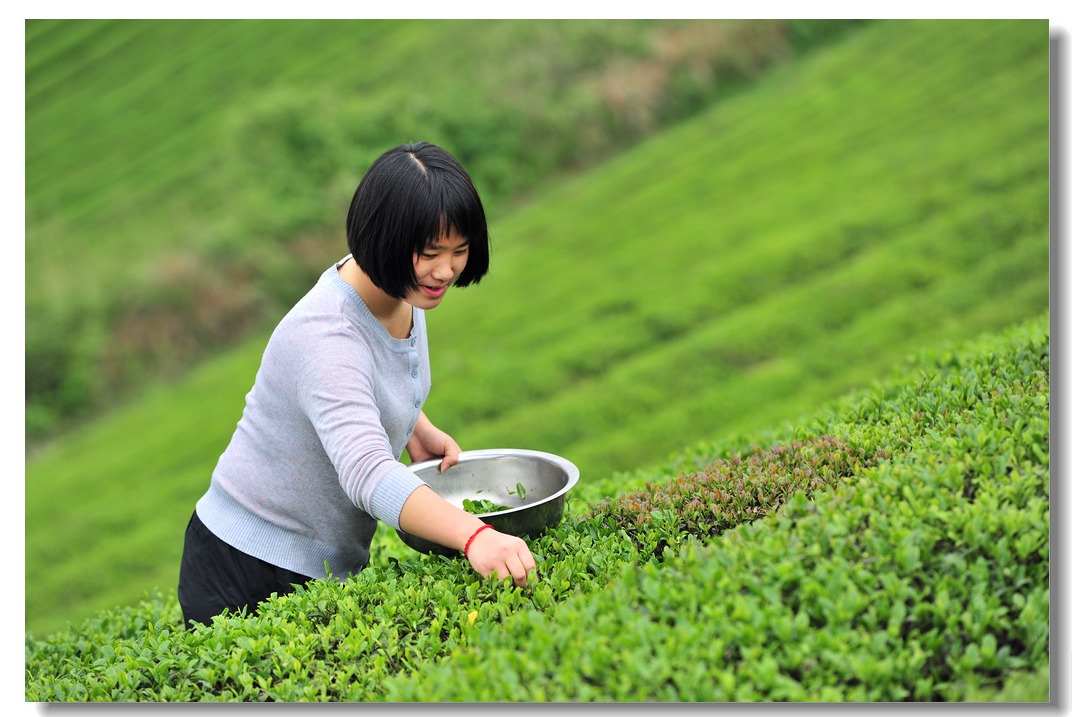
[407,412,461,472]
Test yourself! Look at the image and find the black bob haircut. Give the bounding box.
[345,142,490,299]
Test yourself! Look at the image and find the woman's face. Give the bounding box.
[405,230,470,309]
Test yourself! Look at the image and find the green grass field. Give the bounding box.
[25,19,1049,640]
[27,18,847,440]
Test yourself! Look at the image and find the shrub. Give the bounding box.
[25,313,1049,702]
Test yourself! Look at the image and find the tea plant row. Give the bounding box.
[25,313,1049,701]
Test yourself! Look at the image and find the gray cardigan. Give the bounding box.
[196,256,430,579]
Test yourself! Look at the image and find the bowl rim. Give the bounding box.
[407,448,580,517]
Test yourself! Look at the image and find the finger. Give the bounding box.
[515,544,537,576]
[439,444,461,472]
[503,554,530,588]
[519,561,537,587]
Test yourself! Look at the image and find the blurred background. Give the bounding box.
[24,19,1050,638]
[25,19,867,445]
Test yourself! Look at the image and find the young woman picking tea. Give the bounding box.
[178,142,536,628]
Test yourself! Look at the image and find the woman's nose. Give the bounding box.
[431,256,455,280]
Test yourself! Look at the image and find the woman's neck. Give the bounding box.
[338,257,413,339]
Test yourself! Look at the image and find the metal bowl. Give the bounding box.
[395,448,580,556]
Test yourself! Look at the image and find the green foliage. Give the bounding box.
[25,314,1050,702]
[24,18,1049,640]
[590,435,891,557]
[427,17,1049,484]
[26,18,858,440]
[382,314,1049,703]
[462,498,512,514]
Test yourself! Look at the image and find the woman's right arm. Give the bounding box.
[397,485,537,587]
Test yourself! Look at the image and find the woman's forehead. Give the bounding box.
[425,230,470,249]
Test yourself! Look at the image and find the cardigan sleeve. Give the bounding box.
[295,326,426,530]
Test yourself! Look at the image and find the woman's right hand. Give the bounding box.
[397,485,537,587]
[465,527,537,588]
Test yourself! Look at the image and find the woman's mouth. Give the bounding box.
[420,284,447,299]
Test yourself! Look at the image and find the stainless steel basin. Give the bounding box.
[396,448,580,556]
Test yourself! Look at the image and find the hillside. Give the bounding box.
[25,19,859,441]
[25,313,1050,701]
[24,19,1049,640]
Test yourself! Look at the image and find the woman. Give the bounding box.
[178,142,536,628]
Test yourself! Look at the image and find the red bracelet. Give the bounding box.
[463,524,494,558]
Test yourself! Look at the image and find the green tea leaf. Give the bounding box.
[462,498,511,514]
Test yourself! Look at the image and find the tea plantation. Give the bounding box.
[23,18,1052,703]
[26,18,859,442]
[24,313,1049,701]
[24,19,1049,642]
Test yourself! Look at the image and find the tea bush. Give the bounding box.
[24,19,1049,638]
[25,313,1049,702]
[590,435,892,558]
[383,314,1049,702]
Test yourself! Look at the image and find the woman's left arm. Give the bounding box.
[406,411,461,472]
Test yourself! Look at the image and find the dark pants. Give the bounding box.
[177,510,312,629]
